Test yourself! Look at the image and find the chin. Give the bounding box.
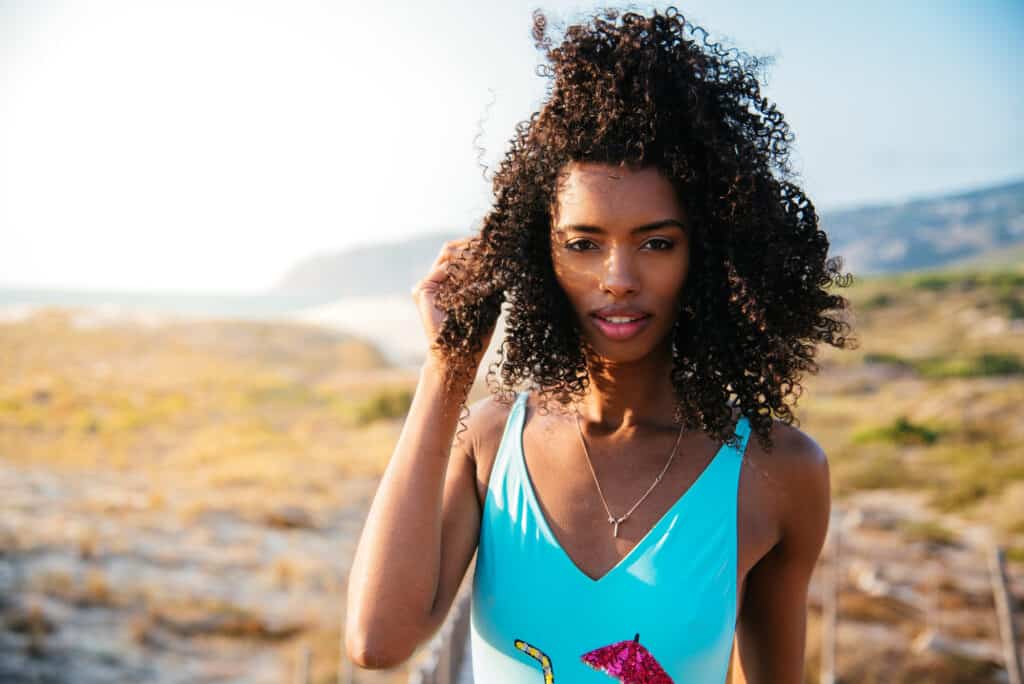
[581,336,669,366]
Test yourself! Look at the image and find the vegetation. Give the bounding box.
[863,351,1024,378]
[916,352,1024,378]
[898,519,959,548]
[0,254,1021,682]
[904,269,1024,293]
[334,386,414,426]
[0,309,406,478]
[813,262,1024,542]
[0,308,416,684]
[852,416,941,446]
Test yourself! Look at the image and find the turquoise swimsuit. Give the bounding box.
[470,391,752,683]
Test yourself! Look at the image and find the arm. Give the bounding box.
[344,238,497,669]
[344,362,482,669]
[731,428,831,683]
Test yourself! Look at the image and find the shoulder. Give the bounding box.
[461,393,518,457]
[761,419,829,487]
[733,419,832,676]
[749,418,831,553]
[457,393,519,507]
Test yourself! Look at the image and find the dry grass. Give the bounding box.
[839,592,920,628]
[839,649,1003,684]
[139,599,309,641]
[0,308,413,493]
[3,601,56,658]
[32,567,120,608]
[0,309,416,683]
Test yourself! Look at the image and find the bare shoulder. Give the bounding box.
[457,393,518,506]
[753,419,829,483]
[460,393,517,460]
[747,418,831,551]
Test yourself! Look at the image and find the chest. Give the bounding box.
[473,415,782,605]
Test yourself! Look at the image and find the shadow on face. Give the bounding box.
[549,161,691,365]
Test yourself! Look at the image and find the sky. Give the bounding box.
[1,0,1021,293]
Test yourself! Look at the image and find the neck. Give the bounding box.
[579,337,678,435]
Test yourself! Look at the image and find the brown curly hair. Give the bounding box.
[433,6,857,452]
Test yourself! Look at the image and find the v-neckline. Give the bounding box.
[516,393,738,585]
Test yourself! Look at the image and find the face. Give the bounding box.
[550,161,690,364]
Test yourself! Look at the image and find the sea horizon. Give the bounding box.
[0,285,428,368]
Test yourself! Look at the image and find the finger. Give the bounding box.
[416,238,476,297]
[440,238,475,261]
[411,269,450,298]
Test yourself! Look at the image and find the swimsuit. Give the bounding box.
[469,390,752,683]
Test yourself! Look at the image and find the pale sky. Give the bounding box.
[2,0,1021,292]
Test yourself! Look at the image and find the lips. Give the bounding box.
[589,309,651,341]
[591,306,649,319]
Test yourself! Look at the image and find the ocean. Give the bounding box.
[0,286,339,321]
[0,286,428,367]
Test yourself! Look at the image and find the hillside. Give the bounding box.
[274,231,462,297]
[823,178,1024,276]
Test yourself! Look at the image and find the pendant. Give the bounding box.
[610,516,621,537]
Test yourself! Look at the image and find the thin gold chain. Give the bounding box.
[573,412,686,537]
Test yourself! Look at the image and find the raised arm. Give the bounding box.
[344,239,497,669]
[732,426,831,683]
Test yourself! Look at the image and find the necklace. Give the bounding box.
[573,411,686,538]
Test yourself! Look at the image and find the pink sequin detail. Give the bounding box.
[580,633,675,684]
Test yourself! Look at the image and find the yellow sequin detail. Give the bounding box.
[513,638,555,683]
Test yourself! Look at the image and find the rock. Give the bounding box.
[912,627,1003,664]
[263,505,316,530]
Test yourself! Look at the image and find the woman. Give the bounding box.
[346,7,854,683]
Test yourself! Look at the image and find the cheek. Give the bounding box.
[551,254,599,301]
[668,250,691,284]
[652,255,690,302]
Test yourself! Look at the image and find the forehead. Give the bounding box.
[552,161,684,225]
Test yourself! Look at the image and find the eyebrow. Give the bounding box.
[553,219,687,235]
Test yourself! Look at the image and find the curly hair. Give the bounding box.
[434,6,857,452]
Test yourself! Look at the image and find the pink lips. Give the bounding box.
[590,312,651,341]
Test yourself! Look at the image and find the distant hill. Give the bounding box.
[274,179,1024,298]
[939,241,1024,274]
[822,179,1024,276]
[274,231,462,297]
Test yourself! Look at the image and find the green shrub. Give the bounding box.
[995,293,1024,319]
[863,352,912,367]
[852,416,940,446]
[910,274,954,291]
[899,520,958,547]
[352,387,413,425]
[917,352,1024,378]
[987,271,1024,290]
[859,292,897,310]
[975,352,1024,375]
[905,270,1021,293]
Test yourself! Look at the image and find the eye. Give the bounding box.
[565,238,598,252]
[642,237,674,251]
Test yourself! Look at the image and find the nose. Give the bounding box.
[600,246,640,297]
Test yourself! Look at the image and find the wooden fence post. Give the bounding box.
[338,649,354,684]
[988,544,1022,684]
[820,510,841,684]
[294,644,311,684]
